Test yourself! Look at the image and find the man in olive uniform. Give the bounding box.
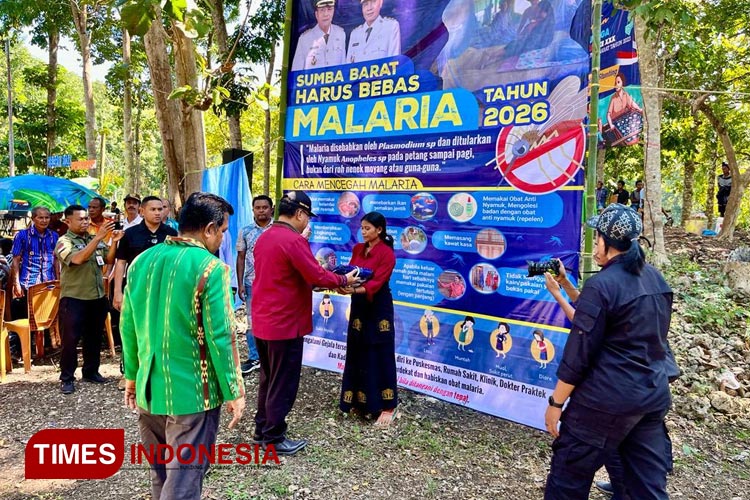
[346,0,400,63]
[292,0,346,71]
[55,205,123,394]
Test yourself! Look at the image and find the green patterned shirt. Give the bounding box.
[120,236,244,415]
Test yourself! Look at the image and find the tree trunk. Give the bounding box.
[172,25,206,198]
[46,26,59,170]
[123,27,135,193]
[134,101,142,194]
[680,159,695,228]
[5,37,15,176]
[144,18,185,205]
[596,147,606,184]
[228,114,243,150]
[98,131,106,183]
[634,16,667,265]
[69,1,98,170]
[693,98,749,240]
[210,0,242,149]
[263,49,276,196]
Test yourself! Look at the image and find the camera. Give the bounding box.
[113,214,123,231]
[527,259,560,278]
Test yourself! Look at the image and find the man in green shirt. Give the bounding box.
[121,192,245,500]
[55,204,123,394]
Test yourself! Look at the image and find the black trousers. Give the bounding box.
[10,290,28,320]
[254,336,304,443]
[545,401,672,500]
[59,296,109,382]
[138,407,221,500]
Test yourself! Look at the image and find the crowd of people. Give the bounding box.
[595,178,644,214]
[2,188,682,500]
[595,160,733,223]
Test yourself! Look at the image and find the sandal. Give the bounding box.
[374,408,399,428]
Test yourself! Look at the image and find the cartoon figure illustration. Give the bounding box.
[454,316,475,351]
[491,75,587,195]
[531,329,554,368]
[490,322,512,359]
[420,309,440,347]
[319,294,334,325]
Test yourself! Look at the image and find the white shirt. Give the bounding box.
[292,24,346,71]
[346,15,401,64]
[123,215,143,230]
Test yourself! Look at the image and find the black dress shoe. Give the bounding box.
[61,380,75,394]
[82,373,109,384]
[595,481,614,496]
[267,438,307,456]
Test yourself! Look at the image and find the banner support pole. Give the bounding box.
[275,0,295,204]
[582,0,603,284]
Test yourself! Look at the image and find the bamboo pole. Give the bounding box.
[582,0,603,283]
[275,0,294,204]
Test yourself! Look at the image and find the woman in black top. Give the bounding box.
[543,204,676,500]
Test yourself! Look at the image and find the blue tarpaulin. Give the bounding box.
[0,174,101,213]
[202,157,253,294]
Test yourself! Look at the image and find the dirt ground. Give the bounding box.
[1,227,749,500]
[1,363,748,500]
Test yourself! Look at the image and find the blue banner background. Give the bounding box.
[284,0,591,430]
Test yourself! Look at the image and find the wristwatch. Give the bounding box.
[548,395,564,408]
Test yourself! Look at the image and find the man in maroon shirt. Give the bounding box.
[252,191,357,456]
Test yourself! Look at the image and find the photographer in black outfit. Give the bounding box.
[543,204,678,500]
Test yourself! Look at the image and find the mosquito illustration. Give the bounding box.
[487,75,588,195]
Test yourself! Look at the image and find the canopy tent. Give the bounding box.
[0,175,102,213]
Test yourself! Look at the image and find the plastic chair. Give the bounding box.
[0,289,11,381]
[1,280,61,380]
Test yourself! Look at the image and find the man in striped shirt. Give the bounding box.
[10,206,59,319]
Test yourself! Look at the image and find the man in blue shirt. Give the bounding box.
[10,206,59,320]
[235,195,274,374]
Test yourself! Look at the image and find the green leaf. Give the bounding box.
[121,2,155,37]
[163,0,186,22]
[168,85,193,100]
[13,189,64,213]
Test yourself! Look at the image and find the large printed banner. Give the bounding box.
[284,0,590,430]
[598,3,643,147]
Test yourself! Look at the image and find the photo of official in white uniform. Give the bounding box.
[346,0,401,64]
[292,0,347,71]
